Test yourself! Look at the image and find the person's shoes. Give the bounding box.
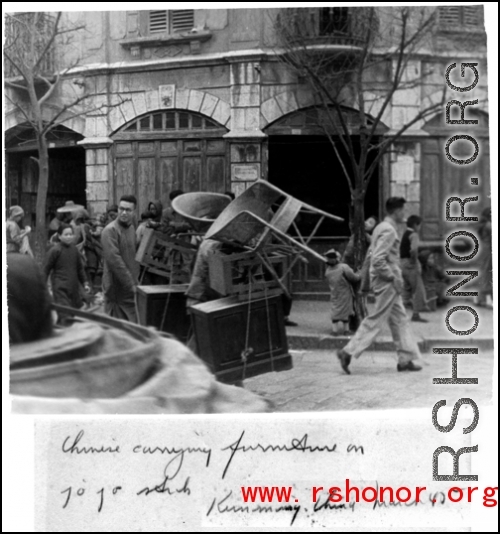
[411,314,428,323]
[397,361,422,372]
[284,319,298,327]
[337,349,352,375]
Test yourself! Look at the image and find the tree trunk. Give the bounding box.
[350,188,368,327]
[34,135,50,265]
[351,194,367,271]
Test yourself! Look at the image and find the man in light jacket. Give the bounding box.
[337,197,422,374]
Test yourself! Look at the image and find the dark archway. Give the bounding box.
[6,124,86,228]
[264,106,385,293]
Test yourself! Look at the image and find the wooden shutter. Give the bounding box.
[463,6,482,27]
[438,6,461,25]
[149,11,168,33]
[170,10,194,32]
[438,6,482,27]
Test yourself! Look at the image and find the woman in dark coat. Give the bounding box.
[44,224,91,324]
[147,199,163,225]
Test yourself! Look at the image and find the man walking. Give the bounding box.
[337,197,422,374]
[101,195,140,322]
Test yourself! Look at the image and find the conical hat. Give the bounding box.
[57,200,84,213]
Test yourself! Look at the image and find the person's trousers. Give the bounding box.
[343,281,420,365]
[401,261,427,313]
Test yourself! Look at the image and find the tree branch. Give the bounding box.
[33,12,62,73]
[5,80,29,92]
[364,87,446,180]
[4,93,36,128]
[3,48,28,79]
[38,73,61,106]
[41,95,130,136]
[326,135,354,195]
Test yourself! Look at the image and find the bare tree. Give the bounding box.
[4,11,127,262]
[273,6,447,318]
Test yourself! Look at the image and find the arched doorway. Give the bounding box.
[111,109,229,215]
[5,123,86,228]
[264,106,385,294]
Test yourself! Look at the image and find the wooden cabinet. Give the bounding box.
[136,284,191,342]
[190,294,292,384]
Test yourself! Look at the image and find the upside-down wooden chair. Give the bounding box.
[204,180,344,293]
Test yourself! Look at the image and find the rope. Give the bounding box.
[134,292,142,326]
[263,281,275,373]
[159,247,176,332]
[241,274,253,381]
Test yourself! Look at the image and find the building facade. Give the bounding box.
[5,6,490,292]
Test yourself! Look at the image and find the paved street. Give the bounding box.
[245,349,494,412]
[286,299,494,346]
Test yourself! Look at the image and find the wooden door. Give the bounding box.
[114,138,228,215]
[421,135,490,242]
[421,134,490,292]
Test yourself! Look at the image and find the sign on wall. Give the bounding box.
[159,85,176,108]
[391,154,414,184]
[231,163,261,181]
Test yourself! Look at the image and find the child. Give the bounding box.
[325,248,361,336]
[44,224,91,325]
[419,250,449,311]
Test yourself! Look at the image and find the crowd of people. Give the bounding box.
[6,195,271,415]
[7,193,493,370]
[6,190,236,330]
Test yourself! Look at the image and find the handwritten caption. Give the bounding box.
[49,429,496,527]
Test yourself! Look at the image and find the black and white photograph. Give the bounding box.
[3,3,497,531]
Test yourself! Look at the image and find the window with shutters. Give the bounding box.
[121,10,211,57]
[438,6,483,29]
[148,10,194,34]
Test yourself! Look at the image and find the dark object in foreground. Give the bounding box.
[190,293,293,384]
[10,305,270,414]
[7,253,53,344]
